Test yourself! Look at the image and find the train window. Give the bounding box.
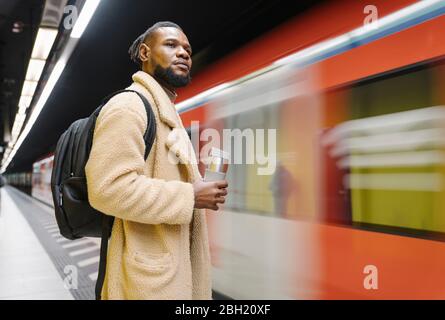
[321,60,445,241]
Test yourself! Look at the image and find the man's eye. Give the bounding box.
[166,43,175,48]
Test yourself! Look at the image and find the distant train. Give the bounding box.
[9,0,445,299]
[4,172,32,189]
[4,156,53,203]
[32,156,54,205]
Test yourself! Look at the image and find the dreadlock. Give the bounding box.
[128,21,183,68]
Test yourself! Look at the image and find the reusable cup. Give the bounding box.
[204,147,229,182]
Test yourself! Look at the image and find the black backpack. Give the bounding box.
[50,89,156,299]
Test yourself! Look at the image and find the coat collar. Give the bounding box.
[131,71,201,182]
[132,71,179,129]
[161,85,178,103]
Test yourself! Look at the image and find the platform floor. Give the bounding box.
[0,186,101,300]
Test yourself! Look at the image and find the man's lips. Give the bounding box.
[174,62,189,71]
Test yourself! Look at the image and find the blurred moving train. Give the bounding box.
[6,0,445,299]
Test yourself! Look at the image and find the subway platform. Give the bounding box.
[0,186,101,300]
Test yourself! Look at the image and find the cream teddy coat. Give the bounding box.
[85,71,211,300]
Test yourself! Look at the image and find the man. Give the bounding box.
[85,21,228,300]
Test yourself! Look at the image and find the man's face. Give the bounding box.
[145,27,192,88]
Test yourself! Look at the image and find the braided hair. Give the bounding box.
[128,21,183,68]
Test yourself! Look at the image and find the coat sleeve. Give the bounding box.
[85,94,195,225]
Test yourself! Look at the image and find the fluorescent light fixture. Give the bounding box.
[26,59,46,81]
[21,81,38,96]
[11,132,19,141]
[18,96,33,109]
[13,118,22,125]
[29,59,67,125]
[31,27,58,60]
[17,106,27,115]
[18,106,27,115]
[15,113,26,123]
[12,123,22,131]
[2,59,68,172]
[70,0,102,38]
[12,122,23,131]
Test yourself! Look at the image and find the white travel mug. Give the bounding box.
[204,147,229,182]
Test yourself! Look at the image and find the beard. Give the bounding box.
[154,64,191,88]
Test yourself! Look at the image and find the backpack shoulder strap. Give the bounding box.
[127,90,157,160]
[94,89,157,160]
[95,215,113,300]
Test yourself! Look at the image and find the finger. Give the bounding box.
[215,197,225,204]
[215,189,227,197]
[215,180,228,189]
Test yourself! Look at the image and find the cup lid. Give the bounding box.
[210,147,230,160]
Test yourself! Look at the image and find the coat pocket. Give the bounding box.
[131,251,172,274]
[122,250,179,299]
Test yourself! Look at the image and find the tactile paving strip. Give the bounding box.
[7,187,98,300]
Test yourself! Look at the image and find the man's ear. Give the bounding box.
[139,43,151,62]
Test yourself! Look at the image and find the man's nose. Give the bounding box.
[177,47,190,60]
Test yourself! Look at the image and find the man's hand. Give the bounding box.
[193,180,228,211]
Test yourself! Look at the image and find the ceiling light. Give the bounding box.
[14,116,26,125]
[31,27,58,60]
[21,60,66,135]
[13,21,24,28]
[26,59,46,81]
[70,0,101,38]
[18,96,33,109]
[18,106,27,115]
[21,81,38,96]
[13,125,23,134]
[7,60,67,169]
